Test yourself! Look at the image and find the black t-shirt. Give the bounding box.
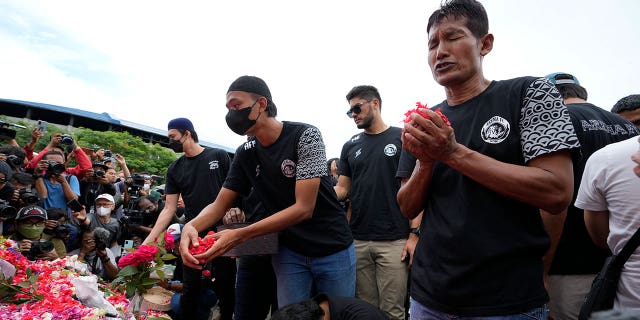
[338,126,407,240]
[549,102,640,275]
[409,77,580,316]
[223,121,353,257]
[165,147,231,227]
[313,293,389,320]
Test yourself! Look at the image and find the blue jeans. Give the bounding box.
[234,255,278,319]
[409,297,548,320]
[271,243,356,307]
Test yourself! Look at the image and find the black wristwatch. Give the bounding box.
[410,227,420,236]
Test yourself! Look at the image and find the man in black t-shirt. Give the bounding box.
[143,117,236,320]
[397,1,579,318]
[334,85,410,320]
[542,72,640,319]
[180,75,355,309]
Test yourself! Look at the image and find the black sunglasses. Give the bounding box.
[346,100,371,118]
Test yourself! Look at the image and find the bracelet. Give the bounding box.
[33,174,42,180]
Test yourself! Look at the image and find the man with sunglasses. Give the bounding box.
[334,85,408,320]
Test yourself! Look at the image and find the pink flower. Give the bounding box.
[137,244,159,262]
[117,252,142,268]
[164,232,175,250]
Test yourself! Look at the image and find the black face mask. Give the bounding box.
[226,100,259,135]
[168,136,184,153]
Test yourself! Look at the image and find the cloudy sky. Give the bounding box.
[0,0,638,157]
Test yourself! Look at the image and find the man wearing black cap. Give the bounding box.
[144,117,236,320]
[181,75,355,309]
[543,72,639,319]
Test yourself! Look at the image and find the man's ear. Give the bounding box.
[480,33,494,56]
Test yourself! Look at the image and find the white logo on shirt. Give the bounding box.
[209,160,219,170]
[355,148,362,158]
[351,135,360,143]
[244,140,256,150]
[481,116,510,144]
[281,159,296,178]
[384,144,397,156]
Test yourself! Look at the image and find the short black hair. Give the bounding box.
[176,128,199,143]
[270,299,324,320]
[46,208,67,221]
[611,94,640,114]
[346,85,382,109]
[249,92,278,117]
[0,145,26,160]
[555,84,588,101]
[427,0,489,39]
[43,150,66,161]
[11,172,34,186]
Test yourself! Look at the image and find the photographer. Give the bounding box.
[74,193,122,255]
[0,145,27,173]
[79,162,116,209]
[42,207,69,257]
[0,161,14,202]
[33,150,81,251]
[70,227,118,280]
[9,172,42,208]
[26,133,91,179]
[12,205,60,261]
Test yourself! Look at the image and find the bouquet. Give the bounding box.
[111,232,176,298]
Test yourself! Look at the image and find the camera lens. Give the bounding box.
[95,170,105,178]
[47,161,65,175]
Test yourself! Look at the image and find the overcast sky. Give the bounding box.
[0,0,638,157]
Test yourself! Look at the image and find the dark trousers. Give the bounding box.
[234,255,278,319]
[181,257,237,320]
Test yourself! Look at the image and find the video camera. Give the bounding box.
[119,208,152,227]
[0,119,26,140]
[24,239,53,260]
[0,199,17,219]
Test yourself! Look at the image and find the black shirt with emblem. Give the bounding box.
[401,77,580,316]
[223,121,353,257]
[338,126,407,241]
[549,102,639,275]
[165,147,231,226]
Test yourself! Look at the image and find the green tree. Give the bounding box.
[1,116,177,178]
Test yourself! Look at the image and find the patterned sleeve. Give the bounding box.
[520,77,580,162]
[296,126,328,180]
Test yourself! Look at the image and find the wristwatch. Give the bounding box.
[410,227,420,236]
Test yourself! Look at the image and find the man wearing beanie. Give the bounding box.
[144,117,237,320]
[181,75,355,309]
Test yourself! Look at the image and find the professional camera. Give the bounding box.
[25,239,54,260]
[18,189,39,205]
[0,199,17,219]
[60,134,74,145]
[46,161,65,175]
[6,154,23,168]
[95,237,107,251]
[43,224,70,239]
[103,149,112,158]
[94,170,105,178]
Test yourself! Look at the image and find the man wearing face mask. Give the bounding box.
[75,193,122,255]
[181,75,355,309]
[12,205,60,261]
[143,117,236,320]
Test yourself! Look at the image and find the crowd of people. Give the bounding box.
[1,0,640,319]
